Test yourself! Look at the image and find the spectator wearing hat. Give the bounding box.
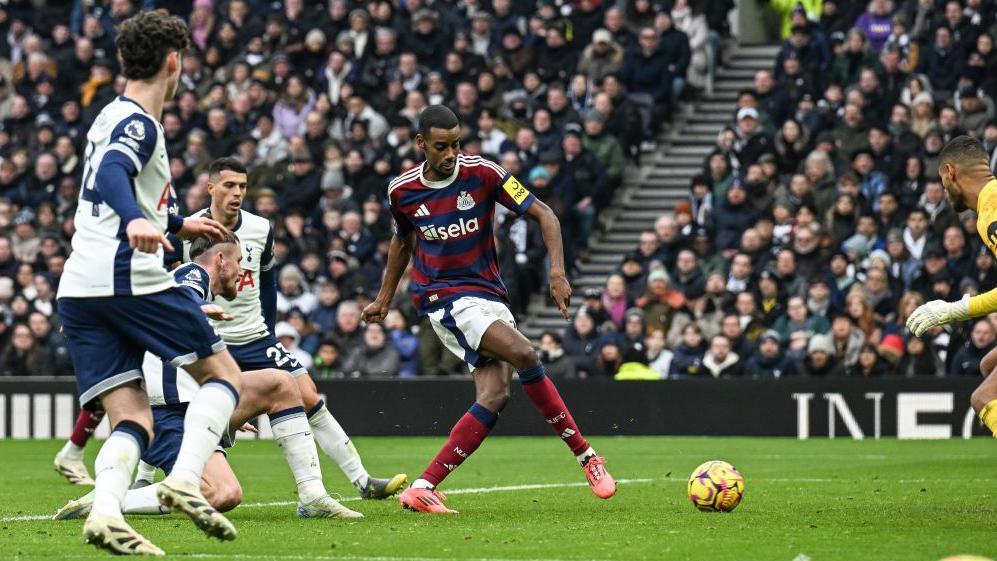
[577,29,625,84]
[618,253,648,303]
[669,323,707,377]
[756,269,785,325]
[562,308,603,376]
[795,333,844,376]
[275,320,314,370]
[877,332,905,366]
[310,338,344,379]
[731,106,772,168]
[829,28,877,87]
[635,267,684,334]
[845,342,887,377]
[744,329,794,378]
[920,26,962,97]
[956,86,993,137]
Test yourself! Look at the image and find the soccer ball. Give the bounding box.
[687,460,745,512]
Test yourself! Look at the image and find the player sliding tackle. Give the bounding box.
[907,135,997,441]
[55,234,361,521]
[362,105,616,514]
[55,10,241,555]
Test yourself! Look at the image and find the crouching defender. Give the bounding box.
[56,234,362,520]
[907,135,997,438]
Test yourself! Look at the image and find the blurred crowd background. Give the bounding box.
[1,0,997,381]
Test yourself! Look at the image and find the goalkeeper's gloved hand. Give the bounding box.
[906,294,970,337]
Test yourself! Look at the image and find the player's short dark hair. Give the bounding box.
[208,157,247,179]
[418,105,460,138]
[115,10,190,80]
[189,232,240,262]
[939,135,989,168]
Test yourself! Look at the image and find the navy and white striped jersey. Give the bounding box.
[144,262,211,406]
[58,96,176,298]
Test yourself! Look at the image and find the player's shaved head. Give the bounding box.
[189,231,240,262]
[938,135,996,212]
[417,105,459,138]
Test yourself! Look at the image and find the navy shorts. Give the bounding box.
[59,288,225,407]
[142,404,228,474]
[229,335,307,377]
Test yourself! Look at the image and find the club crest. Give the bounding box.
[456,191,475,211]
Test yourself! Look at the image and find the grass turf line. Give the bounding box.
[0,437,995,561]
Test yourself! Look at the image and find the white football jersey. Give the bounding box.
[183,209,274,345]
[58,96,176,298]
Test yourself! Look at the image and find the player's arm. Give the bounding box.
[525,198,571,320]
[97,114,172,254]
[363,231,415,323]
[259,226,277,332]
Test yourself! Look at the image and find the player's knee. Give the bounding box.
[476,387,511,412]
[971,384,994,413]
[210,480,243,513]
[509,346,539,371]
[272,371,302,409]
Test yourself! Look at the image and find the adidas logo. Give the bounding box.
[419,217,480,241]
[561,428,576,439]
[414,204,431,217]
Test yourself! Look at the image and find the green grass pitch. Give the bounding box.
[1,436,995,561]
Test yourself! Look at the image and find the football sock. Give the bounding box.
[272,406,327,504]
[67,408,105,453]
[135,460,157,483]
[122,483,169,515]
[307,401,369,490]
[171,379,239,486]
[420,402,497,487]
[518,363,593,462]
[91,421,148,519]
[979,399,997,438]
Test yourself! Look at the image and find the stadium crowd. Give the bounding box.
[0,0,735,377]
[560,0,997,380]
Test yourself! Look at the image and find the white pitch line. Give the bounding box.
[1,478,655,523]
[61,555,603,561]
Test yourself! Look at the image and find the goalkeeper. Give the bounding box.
[907,135,997,437]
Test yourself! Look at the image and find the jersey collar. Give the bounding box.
[419,159,460,189]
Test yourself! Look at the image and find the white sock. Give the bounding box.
[576,446,597,467]
[308,404,369,489]
[411,478,434,490]
[171,380,238,485]
[122,483,169,515]
[60,440,85,460]
[271,408,327,504]
[91,431,142,519]
[134,460,157,483]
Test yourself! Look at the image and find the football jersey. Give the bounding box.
[976,178,997,256]
[59,96,175,298]
[143,262,211,406]
[182,209,274,345]
[388,153,536,314]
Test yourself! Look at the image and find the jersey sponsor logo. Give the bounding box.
[156,182,172,212]
[237,269,255,292]
[456,190,475,211]
[502,175,529,205]
[124,119,146,141]
[419,217,480,241]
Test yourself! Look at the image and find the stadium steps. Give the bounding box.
[519,44,779,340]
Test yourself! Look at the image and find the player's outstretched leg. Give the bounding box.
[298,374,407,499]
[481,322,616,499]
[400,363,508,514]
[82,386,163,556]
[54,408,105,485]
[157,352,242,541]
